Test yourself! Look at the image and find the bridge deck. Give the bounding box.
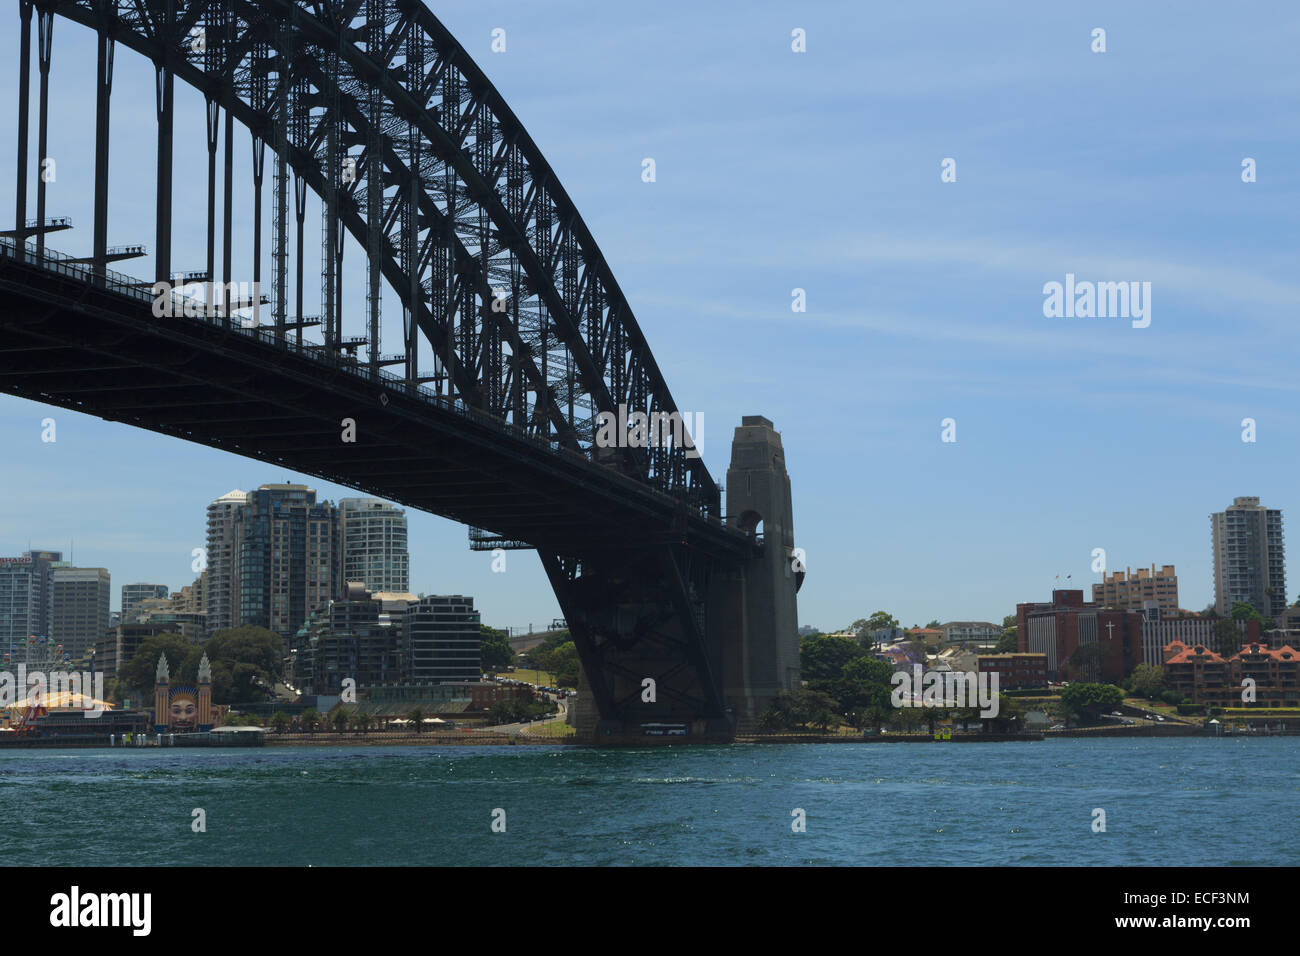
[0,241,752,560]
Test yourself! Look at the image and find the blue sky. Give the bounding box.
[1,1,1298,632]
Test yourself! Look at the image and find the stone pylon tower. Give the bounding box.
[153,653,170,732]
[564,414,801,743]
[717,416,801,722]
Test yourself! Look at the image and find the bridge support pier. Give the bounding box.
[560,415,800,744]
[717,415,802,729]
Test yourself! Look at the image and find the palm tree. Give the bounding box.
[923,706,949,738]
[330,708,349,733]
[300,707,320,734]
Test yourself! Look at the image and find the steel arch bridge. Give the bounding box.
[0,0,801,740]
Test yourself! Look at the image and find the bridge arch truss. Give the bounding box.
[23,0,718,519]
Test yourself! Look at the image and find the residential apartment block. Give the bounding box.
[1092,564,1179,614]
[976,653,1048,689]
[1164,640,1300,708]
[339,498,409,594]
[290,586,481,693]
[230,484,340,638]
[205,489,248,633]
[941,621,1002,645]
[1211,496,1286,619]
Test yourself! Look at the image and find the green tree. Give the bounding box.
[120,632,199,701]
[851,612,899,647]
[270,711,289,734]
[1212,618,1241,656]
[531,629,572,657]
[888,705,926,733]
[800,633,870,681]
[845,705,883,732]
[479,625,514,671]
[200,626,285,704]
[809,655,894,713]
[1126,663,1165,699]
[1002,614,1017,629]
[925,619,941,629]
[1231,601,1263,623]
[300,708,320,733]
[858,704,890,733]
[489,699,516,725]
[902,635,928,664]
[810,705,836,733]
[1058,683,1124,724]
[985,694,1024,734]
[330,708,349,733]
[921,705,951,737]
[349,711,369,734]
[537,641,580,687]
[408,706,424,733]
[1064,643,1103,681]
[995,628,1018,653]
[766,690,839,731]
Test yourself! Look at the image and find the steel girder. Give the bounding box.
[48,0,720,525]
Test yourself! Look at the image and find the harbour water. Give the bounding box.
[1,738,1295,866]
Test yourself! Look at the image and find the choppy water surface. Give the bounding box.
[0,738,1294,865]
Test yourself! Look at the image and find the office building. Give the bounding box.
[1092,564,1179,614]
[405,595,481,684]
[1211,496,1286,619]
[339,498,409,593]
[121,583,169,624]
[0,550,63,651]
[50,567,111,662]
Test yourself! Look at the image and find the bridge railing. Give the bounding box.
[2,237,730,532]
[1,237,158,307]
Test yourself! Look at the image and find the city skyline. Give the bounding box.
[2,2,1298,634]
[1,478,1290,633]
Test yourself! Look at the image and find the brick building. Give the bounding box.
[1017,589,1142,682]
[976,653,1048,689]
[1164,640,1300,708]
